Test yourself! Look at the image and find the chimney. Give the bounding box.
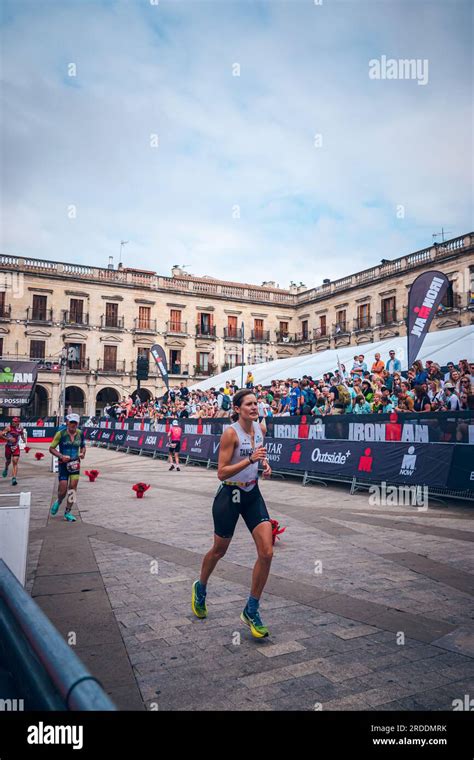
[108,256,114,270]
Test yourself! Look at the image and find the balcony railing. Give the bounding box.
[0,304,12,321]
[295,331,312,342]
[67,357,90,372]
[195,324,216,338]
[353,317,372,331]
[223,327,243,341]
[311,328,327,340]
[96,359,126,374]
[61,310,89,326]
[434,293,462,315]
[26,307,53,324]
[222,362,242,372]
[133,317,157,333]
[166,321,187,335]
[100,315,124,330]
[1,232,472,308]
[276,331,295,343]
[130,360,157,376]
[0,354,63,371]
[250,330,270,342]
[169,363,190,376]
[33,357,61,372]
[193,363,217,377]
[377,309,398,326]
[333,322,349,336]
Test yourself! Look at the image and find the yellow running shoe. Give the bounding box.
[191,580,207,619]
[240,607,269,638]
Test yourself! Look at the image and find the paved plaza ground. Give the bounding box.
[7,442,474,711]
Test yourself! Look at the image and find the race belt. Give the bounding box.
[222,479,257,488]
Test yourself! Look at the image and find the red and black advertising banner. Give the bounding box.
[150,344,169,390]
[207,438,455,489]
[85,426,460,490]
[0,361,38,407]
[407,270,449,368]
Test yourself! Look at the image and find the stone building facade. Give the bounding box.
[0,232,472,416]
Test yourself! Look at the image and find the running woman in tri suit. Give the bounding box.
[1,417,27,486]
[192,389,273,638]
[49,413,86,522]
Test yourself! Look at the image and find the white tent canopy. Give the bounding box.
[189,325,473,390]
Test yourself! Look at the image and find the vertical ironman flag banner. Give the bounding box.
[150,344,169,390]
[0,361,38,407]
[407,271,449,368]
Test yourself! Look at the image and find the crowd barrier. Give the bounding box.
[84,411,474,445]
[84,426,474,500]
[1,412,473,445]
[1,413,471,498]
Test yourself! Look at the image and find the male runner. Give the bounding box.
[1,417,27,486]
[49,413,85,522]
[192,389,273,638]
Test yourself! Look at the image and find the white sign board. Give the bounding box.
[0,492,31,586]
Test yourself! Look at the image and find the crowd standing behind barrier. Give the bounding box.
[88,355,473,422]
[2,355,473,424]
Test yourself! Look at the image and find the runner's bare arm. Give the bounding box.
[217,428,266,481]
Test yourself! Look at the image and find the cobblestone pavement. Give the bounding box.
[8,443,474,711]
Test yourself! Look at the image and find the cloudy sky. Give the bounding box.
[1,0,472,288]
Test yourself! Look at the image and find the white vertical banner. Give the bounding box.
[0,492,31,585]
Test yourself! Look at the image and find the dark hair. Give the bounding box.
[231,389,256,422]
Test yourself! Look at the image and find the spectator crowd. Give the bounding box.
[100,353,473,421]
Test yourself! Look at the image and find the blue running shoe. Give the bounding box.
[2,468,8,478]
[240,606,269,638]
[64,512,76,522]
[11,477,17,486]
[50,500,60,516]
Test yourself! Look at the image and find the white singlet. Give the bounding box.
[221,420,264,492]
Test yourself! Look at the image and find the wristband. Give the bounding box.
[248,454,253,465]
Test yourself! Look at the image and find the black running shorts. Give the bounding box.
[169,441,181,453]
[212,483,270,538]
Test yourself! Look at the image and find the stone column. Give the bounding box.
[50,379,61,418]
[86,373,97,416]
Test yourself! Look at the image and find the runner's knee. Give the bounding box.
[258,545,273,562]
[212,543,229,559]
